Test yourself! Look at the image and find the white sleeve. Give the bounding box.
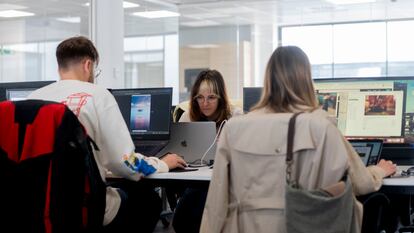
[178,111,191,122]
[94,94,168,181]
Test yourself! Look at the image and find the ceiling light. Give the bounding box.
[56,17,81,23]
[180,20,221,27]
[0,4,26,11]
[123,1,140,8]
[187,44,220,49]
[185,13,229,19]
[0,10,34,18]
[325,0,376,4]
[83,1,139,8]
[132,10,180,18]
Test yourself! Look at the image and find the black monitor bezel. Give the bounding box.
[0,81,55,102]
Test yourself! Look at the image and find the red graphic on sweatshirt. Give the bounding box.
[62,93,92,117]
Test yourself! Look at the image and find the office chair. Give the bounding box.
[396,194,414,233]
[0,100,105,233]
[358,192,398,233]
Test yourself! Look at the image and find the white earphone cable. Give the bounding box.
[197,119,227,166]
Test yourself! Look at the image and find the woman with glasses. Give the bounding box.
[172,69,243,233]
[179,69,243,127]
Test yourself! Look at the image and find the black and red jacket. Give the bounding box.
[0,100,105,233]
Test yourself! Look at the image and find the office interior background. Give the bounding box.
[1,0,414,104]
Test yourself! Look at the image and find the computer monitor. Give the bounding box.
[243,87,262,113]
[314,78,407,142]
[0,81,55,101]
[243,78,410,142]
[110,88,172,141]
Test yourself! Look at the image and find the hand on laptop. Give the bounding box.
[162,153,187,170]
[377,159,397,177]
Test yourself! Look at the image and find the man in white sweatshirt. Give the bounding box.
[29,36,187,233]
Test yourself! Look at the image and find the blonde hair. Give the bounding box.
[252,46,318,113]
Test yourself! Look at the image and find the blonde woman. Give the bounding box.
[200,46,396,233]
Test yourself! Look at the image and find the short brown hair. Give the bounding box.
[253,46,318,113]
[189,69,231,126]
[56,36,99,69]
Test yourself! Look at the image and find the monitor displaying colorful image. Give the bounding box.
[130,95,151,132]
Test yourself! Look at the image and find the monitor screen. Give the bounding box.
[110,88,172,140]
[242,78,411,142]
[243,87,262,113]
[6,89,36,101]
[314,78,408,142]
[0,81,55,102]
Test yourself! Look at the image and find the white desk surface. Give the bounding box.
[382,165,414,186]
[116,165,414,187]
[144,166,212,181]
[145,166,414,186]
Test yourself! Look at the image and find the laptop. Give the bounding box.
[348,139,383,166]
[157,122,217,165]
[110,87,173,156]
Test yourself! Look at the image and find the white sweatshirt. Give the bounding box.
[28,80,168,225]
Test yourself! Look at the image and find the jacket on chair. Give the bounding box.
[0,100,105,233]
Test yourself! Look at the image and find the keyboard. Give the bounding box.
[169,167,199,173]
[135,140,168,156]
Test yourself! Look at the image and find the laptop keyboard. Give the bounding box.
[135,140,168,156]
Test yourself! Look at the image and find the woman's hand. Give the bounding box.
[377,159,397,177]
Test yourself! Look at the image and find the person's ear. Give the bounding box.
[84,59,93,73]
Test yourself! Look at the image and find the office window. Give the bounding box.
[0,0,90,82]
[123,0,179,103]
[281,25,333,79]
[179,25,248,102]
[281,21,397,79]
[333,22,386,78]
[124,35,165,88]
[387,20,414,77]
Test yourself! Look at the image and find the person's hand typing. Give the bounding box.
[161,153,187,170]
[377,159,397,177]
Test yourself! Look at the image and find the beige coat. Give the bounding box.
[200,109,386,233]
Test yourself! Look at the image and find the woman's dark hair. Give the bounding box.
[189,69,231,126]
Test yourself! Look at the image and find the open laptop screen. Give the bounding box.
[348,139,383,166]
[110,88,172,140]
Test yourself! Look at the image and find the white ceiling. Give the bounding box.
[1,0,413,26]
[0,0,413,40]
[169,0,414,27]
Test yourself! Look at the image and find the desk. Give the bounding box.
[111,165,414,191]
[142,167,212,188]
[381,166,414,194]
[142,166,414,191]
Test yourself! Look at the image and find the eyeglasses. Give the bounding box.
[194,95,219,104]
[94,67,101,79]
